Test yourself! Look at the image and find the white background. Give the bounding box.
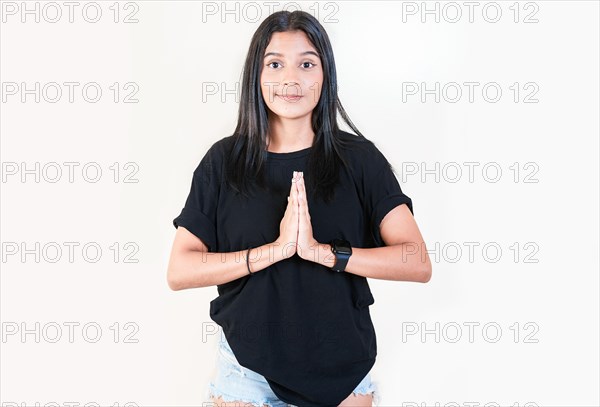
[1,1,598,406]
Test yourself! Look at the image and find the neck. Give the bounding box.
[266,113,315,153]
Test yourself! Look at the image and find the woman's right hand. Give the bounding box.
[276,170,300,259]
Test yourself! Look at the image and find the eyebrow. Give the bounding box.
[263,51,320,59]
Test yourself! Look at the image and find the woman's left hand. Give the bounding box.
[295,171,320,262]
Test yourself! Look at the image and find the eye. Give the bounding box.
[267,61,281,69]
[302,62,316,69]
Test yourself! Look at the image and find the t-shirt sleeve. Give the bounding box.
[364,147,414,247]
[172,144,221,252]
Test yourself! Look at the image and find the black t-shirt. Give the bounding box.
[173,130,413,407]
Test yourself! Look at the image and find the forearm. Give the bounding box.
[314,242,432,282]
[168,241,287,290]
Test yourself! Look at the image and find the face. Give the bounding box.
[260,30,324,121]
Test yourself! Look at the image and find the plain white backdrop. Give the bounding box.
[1,1,599,406]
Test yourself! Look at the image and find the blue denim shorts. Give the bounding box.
[207,332,380,407]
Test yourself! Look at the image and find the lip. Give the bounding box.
[277,94,303,100]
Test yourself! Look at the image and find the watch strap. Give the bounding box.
[330,239,352,272]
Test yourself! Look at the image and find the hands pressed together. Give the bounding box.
[276,171,321,261]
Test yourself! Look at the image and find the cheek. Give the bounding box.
[260,89,271,105]
[309,72,324,93]
[306,79,323,104]
[259,78,271,103]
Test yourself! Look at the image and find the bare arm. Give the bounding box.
[313,204,432,283]
[167,175,301,290]
[167,226,290,291]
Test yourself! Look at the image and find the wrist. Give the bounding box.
[272,238,296,261]
[317,242,336,269]
[329,239,353,272]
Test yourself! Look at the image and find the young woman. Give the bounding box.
[167,10,432,407]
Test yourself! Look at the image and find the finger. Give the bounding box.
[297,174,304,203]
[294,170,300,196]
[289,171,297,204]
[291,172,299,213]
[294,175,300,228]
[298,173,307,203]
[299,172,306,194]
[298,173,309,218]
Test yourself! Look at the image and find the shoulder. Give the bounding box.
[191,135,235,178]
[198,135,236,164]
[207,134,236,158]
[336,130,391,172]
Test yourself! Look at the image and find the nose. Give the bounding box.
[282,81,301,95]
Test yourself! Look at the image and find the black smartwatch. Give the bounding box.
[330,238,352,272]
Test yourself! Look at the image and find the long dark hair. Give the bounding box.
[226,10,366,204]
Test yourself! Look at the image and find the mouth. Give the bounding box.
[276,94,303,101]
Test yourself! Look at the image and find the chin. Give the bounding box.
[267,107,314,120]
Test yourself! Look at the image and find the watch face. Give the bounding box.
[333,239,352,255]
